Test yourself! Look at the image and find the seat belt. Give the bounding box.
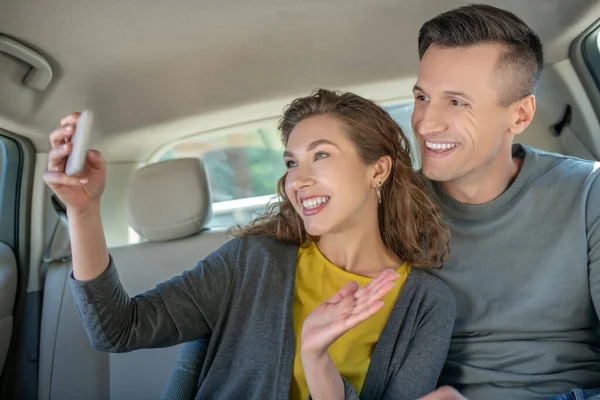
[40,196,72,280]
[35,195,72,400]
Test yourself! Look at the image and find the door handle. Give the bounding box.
[0,35,53,91]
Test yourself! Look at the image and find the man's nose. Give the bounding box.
[415,102,449,137]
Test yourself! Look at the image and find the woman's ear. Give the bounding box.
[370,155,393,187]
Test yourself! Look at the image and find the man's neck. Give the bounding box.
[440,153,524,205]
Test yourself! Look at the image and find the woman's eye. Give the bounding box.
[285,160,297,168]
[314,151,329,160]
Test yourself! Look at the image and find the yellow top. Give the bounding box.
[290,241,411,399]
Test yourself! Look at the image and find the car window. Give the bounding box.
[155,100,418,230]
[159,125,285,203]
[0,133,22,248]
[382,102,420,169]
[156,124,284,229]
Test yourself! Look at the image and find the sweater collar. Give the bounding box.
[428,143,537,220]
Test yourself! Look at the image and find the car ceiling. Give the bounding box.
[0,0,599,161]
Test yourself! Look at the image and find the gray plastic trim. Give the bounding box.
[570,19,600,121]
[0,35,53,91]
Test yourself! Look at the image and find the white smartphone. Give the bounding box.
[65,110,94,176]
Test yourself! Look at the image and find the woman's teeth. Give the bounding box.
[302,197,330,209]
[425,141,457,151]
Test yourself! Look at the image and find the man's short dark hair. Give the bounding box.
[418,4,544,107]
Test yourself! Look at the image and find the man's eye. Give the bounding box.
[450,99,468,107]
[416,94,429,102]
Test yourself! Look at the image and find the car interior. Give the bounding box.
[1,0,600,398]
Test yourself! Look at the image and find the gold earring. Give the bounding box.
[375,183,382,204]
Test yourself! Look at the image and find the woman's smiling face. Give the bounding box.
[284,114,379,237]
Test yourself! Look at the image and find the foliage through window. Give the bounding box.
[155,101,417,229]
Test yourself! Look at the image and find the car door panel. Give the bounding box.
[0,242,17,376]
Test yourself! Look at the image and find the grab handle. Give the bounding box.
[0,35,53,91]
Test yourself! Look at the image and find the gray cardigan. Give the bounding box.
[70,235,456,399]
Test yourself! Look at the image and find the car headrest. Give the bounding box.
[125,158,212,242]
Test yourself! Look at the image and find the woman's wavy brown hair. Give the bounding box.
[231,89,450,269]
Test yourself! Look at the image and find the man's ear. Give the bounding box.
[371,155,393,187]
[509,95,536,136]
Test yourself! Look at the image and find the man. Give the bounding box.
[414,4,600,400]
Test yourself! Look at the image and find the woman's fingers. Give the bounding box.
[417,386,467,400]
[352,282,396,314]
[85,150,106,171]
[43,170,88,186]
[355,269,399,302]
[357,278,396,305]
[344,300,385,329]
[60,112,81,127]
[352,281,396,315]
[337,274,398,329]
[47,143,72,172]
[50,124,76,148]
[326,281,359,305]
[364,269,399,290]
[49,112,81,148]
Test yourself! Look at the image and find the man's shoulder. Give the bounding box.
[506,145,599,199]
[518,146,600,216]
[523,144,597,180]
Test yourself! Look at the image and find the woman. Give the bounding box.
[44,89,456,400]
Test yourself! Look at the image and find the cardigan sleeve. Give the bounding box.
[69,239,239,352]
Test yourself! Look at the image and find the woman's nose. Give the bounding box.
[291,165,315,191]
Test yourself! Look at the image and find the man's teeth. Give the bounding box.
[425,141,458,150]
[302,197,330,209]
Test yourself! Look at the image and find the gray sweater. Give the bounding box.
[429,144,600,399]
[70,235,456,400]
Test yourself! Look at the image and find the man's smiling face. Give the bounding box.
[411,44,520,183]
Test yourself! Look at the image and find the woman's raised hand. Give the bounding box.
[300,268,400,357]
[43,112,107,214]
